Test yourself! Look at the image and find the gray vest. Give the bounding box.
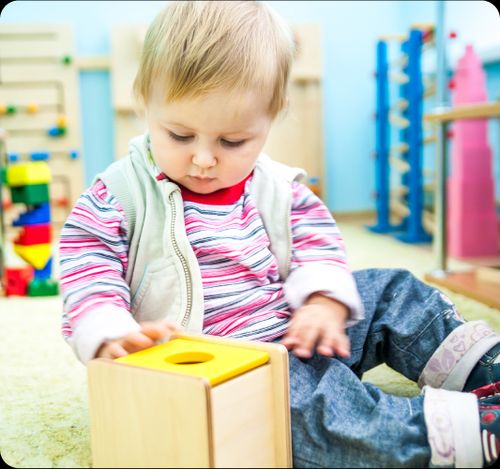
[96,134,306,333]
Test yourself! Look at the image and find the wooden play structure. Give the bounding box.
[0,24,84,229]
[87,333,291,468]
[0,24,83,295]
[421,3,499,309]
[110,23,325,198]
[424,100,500,310]
[369,24,437,243]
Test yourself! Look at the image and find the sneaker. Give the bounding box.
[479,394,500,466]
[464,342,500,398]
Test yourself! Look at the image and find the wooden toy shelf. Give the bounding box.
[424,101,500,310]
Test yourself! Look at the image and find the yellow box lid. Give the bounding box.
[115,337,269,386]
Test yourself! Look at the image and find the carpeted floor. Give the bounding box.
[1,219,499,468]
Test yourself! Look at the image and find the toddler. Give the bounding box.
[60,1,500,467]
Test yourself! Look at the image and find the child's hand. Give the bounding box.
[96,319,179,359]
[281,293,350,359]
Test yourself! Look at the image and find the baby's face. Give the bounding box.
[146,86,274,194]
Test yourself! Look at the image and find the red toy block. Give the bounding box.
[14,224,52,245]
[4,266,34,296]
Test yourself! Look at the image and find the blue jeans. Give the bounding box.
[288,268,470,468]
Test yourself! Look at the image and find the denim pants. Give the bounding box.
[289,268,500,468]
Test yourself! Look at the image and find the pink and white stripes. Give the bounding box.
[60,177,356,345]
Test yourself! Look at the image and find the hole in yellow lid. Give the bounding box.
[164,351,214,365]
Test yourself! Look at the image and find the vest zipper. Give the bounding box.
[169,192,193,327]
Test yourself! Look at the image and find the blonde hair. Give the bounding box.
[133,1,295,118]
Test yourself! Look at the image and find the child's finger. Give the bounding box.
[317,328,350,358]
[317,328,341,356]
[280,333,300,346]
[141,321,169,341]
[281,325,310,354]
[280,316,303,348]
[140,321,176,341]
[103,341,129,359]
[316,328,336,356]
[316,343,334,356]
[162,320,181,335]
[121,331,155,352]
[334,333,351,358]
[291,326,320,358]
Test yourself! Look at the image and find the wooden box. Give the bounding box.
[87,334,292,468]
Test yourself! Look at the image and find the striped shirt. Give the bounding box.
[59,175,352,343]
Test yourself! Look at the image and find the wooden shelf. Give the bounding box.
[424,100,500,310]
[424,270,500,310]
[424,101,500,122]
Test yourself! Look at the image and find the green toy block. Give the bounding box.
[10,184,50,205]
[28,278,59,297]
[0,167,6,184]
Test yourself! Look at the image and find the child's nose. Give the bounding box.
[192,150,217,168]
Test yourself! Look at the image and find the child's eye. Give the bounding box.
[168,131,193,142]
[221,139,246,148]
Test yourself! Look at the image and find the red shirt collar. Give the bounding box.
[156,172,253,205]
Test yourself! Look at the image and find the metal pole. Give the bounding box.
[433,0,449,276]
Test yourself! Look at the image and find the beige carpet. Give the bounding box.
[1,220,499,468]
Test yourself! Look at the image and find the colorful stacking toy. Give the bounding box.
[4,160,59,296]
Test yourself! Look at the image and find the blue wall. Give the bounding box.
[268,1,400,211]
[2,0,499,211]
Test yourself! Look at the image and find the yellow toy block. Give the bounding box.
[13,243,51,270]
[88,334,292,468]
[6,161,51,187]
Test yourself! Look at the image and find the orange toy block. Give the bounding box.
[4,266,34,296]
[14,224,52,245]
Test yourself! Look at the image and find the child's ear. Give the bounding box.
[133,100,147,121]
[278,96,290,121]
